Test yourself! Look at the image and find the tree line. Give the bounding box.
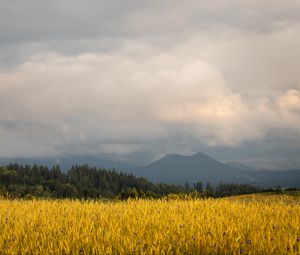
[0,163,261,199]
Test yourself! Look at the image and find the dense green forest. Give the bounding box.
[0,163,260,199]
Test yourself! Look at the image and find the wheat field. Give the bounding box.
[0,195,299,254]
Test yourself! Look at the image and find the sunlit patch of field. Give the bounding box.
[0,196,299,254]
[227,193,300,204]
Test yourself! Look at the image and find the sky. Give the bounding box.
[0,0,300,166]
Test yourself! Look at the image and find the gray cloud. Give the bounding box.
[0,50,300,159]
[1,0,300,44]
[0,0,300,162]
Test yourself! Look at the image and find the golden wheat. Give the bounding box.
[0,195,299,254]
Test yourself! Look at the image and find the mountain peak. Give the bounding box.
[193,152,207,157]
[138,151,248,184]
[164,152,209,159]
[190,152,217,162]
[165,153,181,158]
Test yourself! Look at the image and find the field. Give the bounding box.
[0,195,300,254]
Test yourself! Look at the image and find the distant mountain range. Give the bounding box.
[1,152,300,188]
[0,155,134,172]
[134,152,300,188]
[134,152,255,184]
[224,162,256,171]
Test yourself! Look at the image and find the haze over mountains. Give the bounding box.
[135,153,300,188]
[135,153,253,184]
[1,152,300,188]
[1,1,300,195]
[0,155,134,172]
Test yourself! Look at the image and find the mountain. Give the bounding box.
[236,159,300,171]
[0,155,135,172]
[225,162,257,171]
[135,152,300,188]
[135,152,255,185]
[250,169,300,187]
[1,152,300,188]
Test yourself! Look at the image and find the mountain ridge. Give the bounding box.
[1,152,300,187]
[135,152,300,188]
[134,152,255,184]
[0,155,135,172]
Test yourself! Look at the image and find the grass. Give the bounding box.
[0,195,299,254]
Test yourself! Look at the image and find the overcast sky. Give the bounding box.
[0,0,300,165]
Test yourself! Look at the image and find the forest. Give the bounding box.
[0,163,260,199]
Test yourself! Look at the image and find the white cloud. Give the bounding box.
[0,48,299,157]
[1,0,300,159]
[278,90,300,112]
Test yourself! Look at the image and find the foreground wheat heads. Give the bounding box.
[0,196,299,254]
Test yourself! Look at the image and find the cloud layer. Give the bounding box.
[0,1,300,161]
[0,50,299,158]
